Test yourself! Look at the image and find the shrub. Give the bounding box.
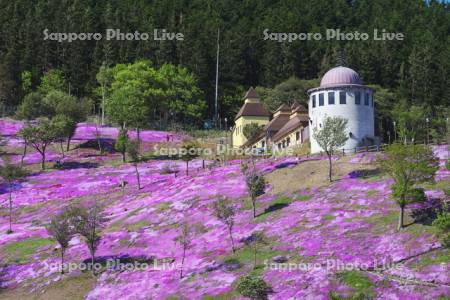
[236,274,270,300]
[446,159,450,171]
[432,203,450,248]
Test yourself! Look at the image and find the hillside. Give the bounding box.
[0,120,449,299]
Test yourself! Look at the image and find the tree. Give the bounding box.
[392,104,427,144]
[257,77,318,112]
[17,89,88,151]
[96,63,114,126]
[21,71,32,94]
[0,63,15,109]
[313,116,349,182]
[0,163,27,233]
[38,69,66,95]
[432,203,450,248]
[115,129,129,162]
[380,144,439,230]
[107,60,164,130]
[43,91,90,150]
[244,231,268,269]
[236,274,270,300]
[127,140,141,189]
[179,140,200,176]
[242,161,266,218]
[243,123,264,141]
[15,92,46,120]
[176,222,193,279]
[52,114,76,158]
[107,86,149,130]
[94,120,105,155]
[73,202,106,275]
[212,197,236,252]
[25,119,60,170]
[17,124,34,166]
[47,209,74,274]
[158,64,206,124]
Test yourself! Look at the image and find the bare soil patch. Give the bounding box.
[0,273,95,300]
[266,156,378,194]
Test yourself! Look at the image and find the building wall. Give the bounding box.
[309,87,375,153]
[273,128,305,150]
[232,116,269,147]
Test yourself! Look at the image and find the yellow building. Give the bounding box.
[243,103,291,149]
[231,87,270,147]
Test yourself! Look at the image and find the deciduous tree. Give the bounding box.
[212,197,236,252]
[127,140,141,189]
[24,118,60,170]
[96,63,114,126]
[0,163,27,233]
[176,222,193,279]
[242,161,266,218]
[72,202,106,275]
[47,208,74,273]
[313,116,349,182]
[115,129,129,162]
[179,140,200,176]
[380,144,438,230]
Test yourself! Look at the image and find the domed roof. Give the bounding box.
[320,66,362,87]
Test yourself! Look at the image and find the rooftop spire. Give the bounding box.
[337,48,345,67]
[244,87,260,99]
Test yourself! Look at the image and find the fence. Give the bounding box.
[308,139,449,158]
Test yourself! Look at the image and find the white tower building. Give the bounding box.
[308,66,375,154]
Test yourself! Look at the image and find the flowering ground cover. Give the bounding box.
[0,119,183,168]
[0,119,449,299]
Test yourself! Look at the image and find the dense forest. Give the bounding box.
[0,0,449,131]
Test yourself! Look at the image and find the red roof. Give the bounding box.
[244,87,260,99]
[235,102,270,120]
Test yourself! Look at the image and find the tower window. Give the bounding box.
[328,92,335,105]
[312,95,316,108]
[339,91,346,104]
[319,93,324,106]
[296,131,300,141]
[355,91,361,105]
[365,93,369,106]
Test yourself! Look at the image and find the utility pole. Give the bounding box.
[214,28,220,127]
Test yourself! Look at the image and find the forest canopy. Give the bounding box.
[0,0,448,129]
